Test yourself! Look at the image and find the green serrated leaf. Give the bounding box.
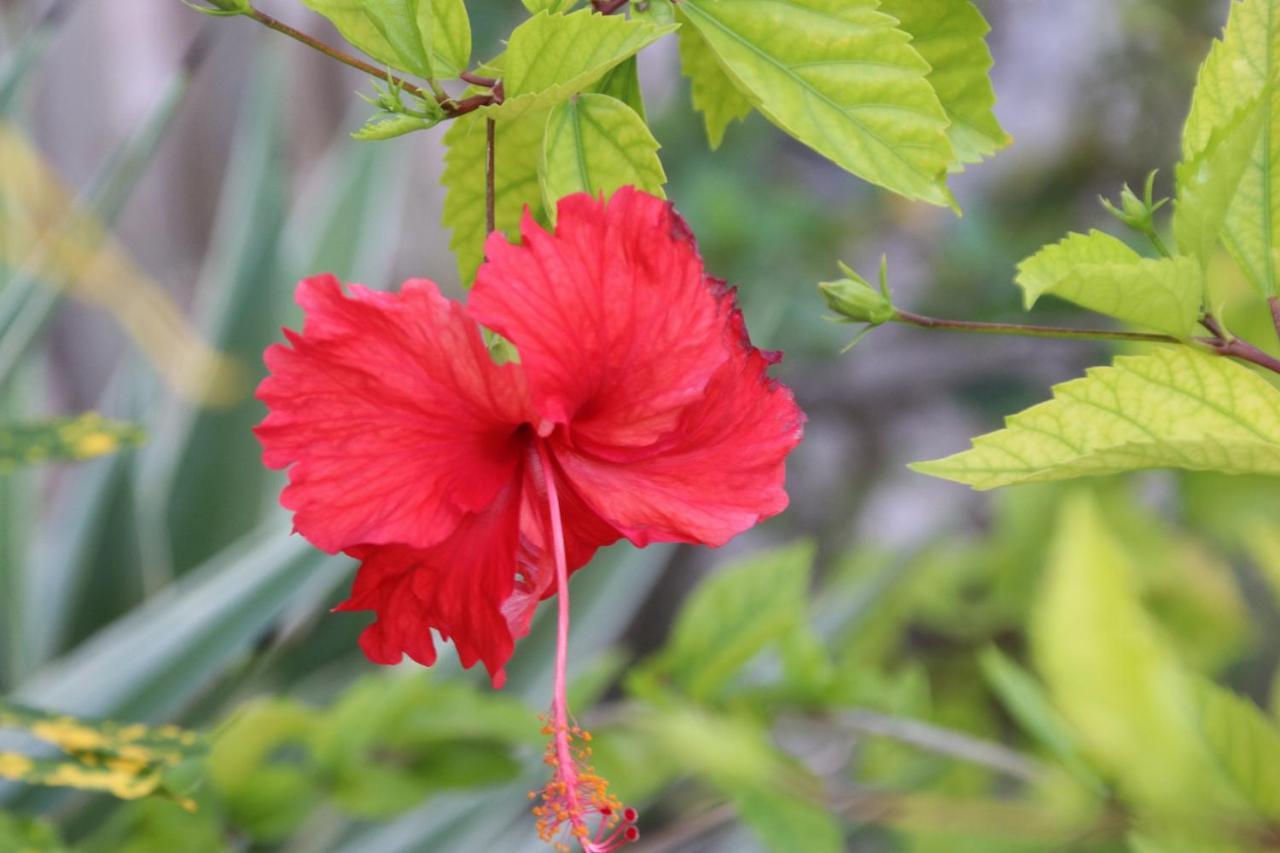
[1032,494,1237,815]
[679,0,956,207]
[0,413,144,472]
[427,0,471,77]
[441,107,548,284]
[351,111,441,140]
[642,541,814,702]
[301,0,469,79]
[521,0,580,12]
[482,10,674,122]
[302,0,433,78]
[540,93,666,213]
[912,347,1280,489]
[675,10,754,149]
[1192,677,1280,819]
[1015,230,1203,337]
[1175,97,1265,265]
[878,0,1009,167]
[592,56,646,121]
[1181,0,1280,295]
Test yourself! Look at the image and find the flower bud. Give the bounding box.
[819,258,894,326]
[1100,169,1167,234]
[185,0,250,16]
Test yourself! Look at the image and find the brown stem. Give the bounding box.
[244,7,499,118]
[485,117,496,237]
[459,70,497,88]
[592,0,630,12]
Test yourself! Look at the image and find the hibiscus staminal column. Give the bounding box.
[531,441,639,853]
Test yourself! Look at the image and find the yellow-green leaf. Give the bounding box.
[912,347,1280,489]
[302,0,470,79]
[1175,97,1264,265]
[1015,230,1203,337]
[878,0,1009,167]
[441,107,548,284]
[1192,677,1280,819]
[540,93,666,213]
[1032,495,1236,816]
[0,413,144,472]
[1181,0,1280,295]
[675,10,754,149]
[679,0,956,207]
[482,10,674,122]
[427,0,471,78]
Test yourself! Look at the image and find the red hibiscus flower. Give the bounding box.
[255,187,803,850]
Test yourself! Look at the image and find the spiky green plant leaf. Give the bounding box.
[481,10,674,121]
[1015,230,1203,337]
[878,0,1009,167]
[1181,0,1280,295]
[540,93,666,212]
[912,347,1280,489]
[0,413,143,472]
[675,10,754,149]
[441,107,548,284]
[678,0,955,206]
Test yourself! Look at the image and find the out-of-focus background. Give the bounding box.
[3,1,1276,851]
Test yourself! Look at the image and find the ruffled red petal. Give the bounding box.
[255,275,529,553]
[336,472,525,687]
[553,282,804,547]
[469,189,731,449]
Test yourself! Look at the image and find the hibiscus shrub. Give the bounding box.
[4,1,1280,852]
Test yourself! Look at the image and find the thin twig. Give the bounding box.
[592,0,631,12]
[1199,315,1280,374]
[485,117,496,236]
[892,309,1181,345]
[243,7,500,118]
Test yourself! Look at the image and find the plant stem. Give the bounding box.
[485,118,496,236]
[1199,315,1280,375]
[891,309,1181,345]
[892,309,1280,376]
[1147,230,1172,259]
[592,0,630,12]
[243,7,499,118]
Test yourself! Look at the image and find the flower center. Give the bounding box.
[530,440,638,853]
